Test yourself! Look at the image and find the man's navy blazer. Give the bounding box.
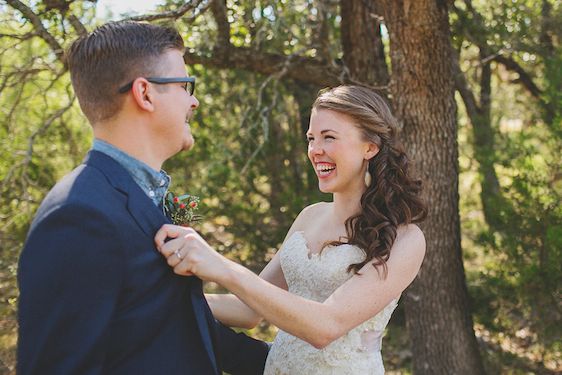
[18,150,268,374]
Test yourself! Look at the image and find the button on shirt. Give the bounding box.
[92,139,170,207]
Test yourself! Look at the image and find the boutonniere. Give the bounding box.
[163,191,201,226]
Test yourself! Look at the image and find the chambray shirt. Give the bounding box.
[92,139,170,207]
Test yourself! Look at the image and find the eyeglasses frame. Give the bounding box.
[118,76,196,95]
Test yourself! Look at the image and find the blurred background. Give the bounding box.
[0,0,560,373]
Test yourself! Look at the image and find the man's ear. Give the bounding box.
[131,78,155,112]
[365,143,380,160]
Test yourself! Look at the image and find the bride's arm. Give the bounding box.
[205,293,259,329]
[157,224,425,349]
[201,212,308,329]
[205,253,287,329]
[218,225,424,348]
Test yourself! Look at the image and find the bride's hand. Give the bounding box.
[154,224,230,282]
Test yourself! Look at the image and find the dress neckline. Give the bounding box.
[290,230,362,259]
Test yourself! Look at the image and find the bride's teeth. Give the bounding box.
[317,164,335,172]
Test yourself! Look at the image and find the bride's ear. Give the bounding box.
[364,143,380,160]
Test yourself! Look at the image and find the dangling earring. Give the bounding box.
[364,170,372,187]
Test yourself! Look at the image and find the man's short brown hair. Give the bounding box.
[66,21,185,124]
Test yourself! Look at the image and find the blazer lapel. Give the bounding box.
[84,151,169,236]
[126,184,169,237]
[85,151,219,373]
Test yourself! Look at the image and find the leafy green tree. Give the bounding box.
[452,2,561,367]
[1,1,560,374]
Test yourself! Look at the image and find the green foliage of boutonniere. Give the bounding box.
[163,192,201,226]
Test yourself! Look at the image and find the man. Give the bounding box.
[17,21,268,375]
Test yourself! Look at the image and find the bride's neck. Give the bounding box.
[331,192,363,225]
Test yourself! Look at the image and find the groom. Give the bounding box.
[17,21,268,374]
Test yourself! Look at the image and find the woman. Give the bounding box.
[156,85,427,374]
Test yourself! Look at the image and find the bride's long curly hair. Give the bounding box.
[316,85,427,276]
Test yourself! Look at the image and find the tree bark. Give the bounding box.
[340,0,389,86]
[379,1,486,373]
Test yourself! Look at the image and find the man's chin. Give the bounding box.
[181,137,195,152]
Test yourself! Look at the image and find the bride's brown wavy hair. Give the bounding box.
[315,85,427,276]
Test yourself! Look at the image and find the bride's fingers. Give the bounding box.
[167,247,187,267]
[154,224,195,250]
[154,224,177,250]
[159,239,192,271]
[160,238,186,258]
[174,261,194,276]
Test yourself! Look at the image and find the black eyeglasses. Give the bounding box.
[118,76,196,95]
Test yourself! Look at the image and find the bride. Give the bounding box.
[156,85,427,374]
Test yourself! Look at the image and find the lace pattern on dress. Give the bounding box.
[264,231,399,375]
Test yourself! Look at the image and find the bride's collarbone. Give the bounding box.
[300,229,349,256]
[298,210,349,254]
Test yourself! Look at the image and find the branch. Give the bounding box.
[452,49,480,120]
[2,61,55,129]
[479,49,492,114]
[194,0,386,90]
[1,96,76,197]
[26,98,76,162]
[0,31,39,41]
[491,54,542,99]
[456,1,544,100]
[184,45,344,87]
[67,13,87,36]
[5,0,65,63]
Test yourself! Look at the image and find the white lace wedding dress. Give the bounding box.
[263,231,399,375]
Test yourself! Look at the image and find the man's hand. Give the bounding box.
[155,224,230,282]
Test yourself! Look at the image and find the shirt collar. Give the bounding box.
[92,139,170,206]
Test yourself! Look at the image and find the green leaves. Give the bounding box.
[163,191,202,225]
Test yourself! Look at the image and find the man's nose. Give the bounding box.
[190,95,200,109]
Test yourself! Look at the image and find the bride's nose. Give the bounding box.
[308,141,325,156]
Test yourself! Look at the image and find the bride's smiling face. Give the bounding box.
[306,108,377,194]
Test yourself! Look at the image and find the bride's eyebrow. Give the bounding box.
[306,129,340,138]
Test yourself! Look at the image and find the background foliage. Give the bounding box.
[0,0,560,373]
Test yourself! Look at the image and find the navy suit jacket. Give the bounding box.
[18,151,269,375]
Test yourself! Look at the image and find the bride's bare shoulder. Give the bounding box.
[286,202,331,235]
[393,224,426,259]
[301,202,331,217]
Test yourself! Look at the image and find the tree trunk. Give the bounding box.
[340,0,389,86]
[379,1,486,373]
[453,48,506,230]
